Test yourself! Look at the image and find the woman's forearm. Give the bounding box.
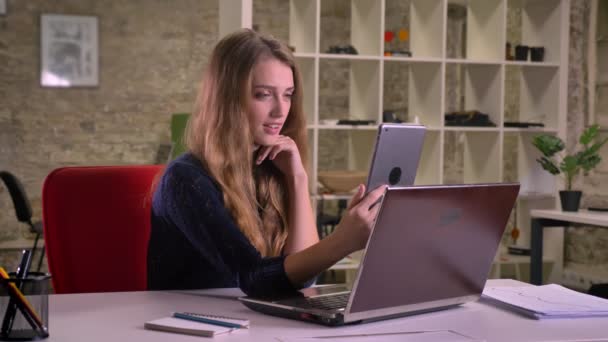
[283,173,319,254]
[283,231,351,285]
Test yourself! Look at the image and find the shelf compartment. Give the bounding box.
[505,65,559,129]
[444,63,503,128]
[252,0,290,44]
[316,129,375,193]
[410,0,445,58]
[290,0,319,53]
[253,0,318,54]
[415,130,442,185]
[442,131,501,184]
[384,60,443,128]
[296,56,317,125]
[317,129,376,172]
[463,131,502,183]
[447,0,506,60]
[507,0,563,64]
[318,58,381,122]
[320,0,382,56]
[503,132,556,196]
[383,0,444,59]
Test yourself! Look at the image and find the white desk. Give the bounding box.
[530,209,608,285]
[46,279,608,342]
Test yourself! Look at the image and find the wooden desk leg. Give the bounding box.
[531,218,543,285]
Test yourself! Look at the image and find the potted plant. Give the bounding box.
[532,124,608,212]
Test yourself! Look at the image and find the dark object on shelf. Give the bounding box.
[506,42,514,60]
[588,207,608,212]
[589,283,608,300]
[327,45,358,54]
[560,190,582,212]
[530,46,545,62]
[515,45,529,61]
[382,110,402,123]
[445,110,496,127]
[508,245,531,256]
[504,122,545,128]
[337,119,376,125]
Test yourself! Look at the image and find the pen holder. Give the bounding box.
[0,272,50,341]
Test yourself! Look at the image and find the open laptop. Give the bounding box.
[239,183,520,326]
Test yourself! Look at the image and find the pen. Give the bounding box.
[172,312,247,329]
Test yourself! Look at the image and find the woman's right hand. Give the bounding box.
[332,184,387,254]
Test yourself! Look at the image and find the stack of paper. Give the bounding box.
[482,284,608,319]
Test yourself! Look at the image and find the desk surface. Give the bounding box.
[48,279,608,342]
[531,209,608,226]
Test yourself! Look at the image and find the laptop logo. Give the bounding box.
[439,208,462,227]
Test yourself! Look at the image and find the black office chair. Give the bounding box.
[0,171,45,272]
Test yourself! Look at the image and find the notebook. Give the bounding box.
[240,183,520,326]
[482,284,608,319]
[144,313,249,337]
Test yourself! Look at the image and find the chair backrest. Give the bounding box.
[42,165,164,294]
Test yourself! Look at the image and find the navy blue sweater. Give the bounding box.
[147,153,298,297]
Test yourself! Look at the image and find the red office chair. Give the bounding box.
[42,165,164,294]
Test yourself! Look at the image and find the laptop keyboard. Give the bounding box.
[304,293,350,311]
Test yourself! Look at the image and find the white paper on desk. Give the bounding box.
[482,284,608,318]
[277,330,484,342]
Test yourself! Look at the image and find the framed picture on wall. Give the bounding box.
[40,14,98,87]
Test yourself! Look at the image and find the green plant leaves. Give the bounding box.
[533,135,564,157]
[560,155,578,174]
[532,127,607,191]
[536,156,560,175]
[580,124,599,145]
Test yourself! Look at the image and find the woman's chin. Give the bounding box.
[255,135,279,146]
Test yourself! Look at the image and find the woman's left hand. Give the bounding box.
[255,135,306,178]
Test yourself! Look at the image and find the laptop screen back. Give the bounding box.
[347,183,519,316]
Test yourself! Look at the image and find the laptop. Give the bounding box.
[239,183,520,326]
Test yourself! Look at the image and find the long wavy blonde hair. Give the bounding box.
[185,29,308,257]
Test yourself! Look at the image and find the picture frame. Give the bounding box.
[40,14,98,87]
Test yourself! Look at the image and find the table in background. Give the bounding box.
[47,279,608,342]
[530,209,608,285]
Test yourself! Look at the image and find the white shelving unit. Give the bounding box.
[221,0,570,276]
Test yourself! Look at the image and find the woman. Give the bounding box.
[147,29,385,297]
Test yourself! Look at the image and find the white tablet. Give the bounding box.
[366,123,426,192]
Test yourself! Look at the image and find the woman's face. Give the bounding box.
[247,57,294,147]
